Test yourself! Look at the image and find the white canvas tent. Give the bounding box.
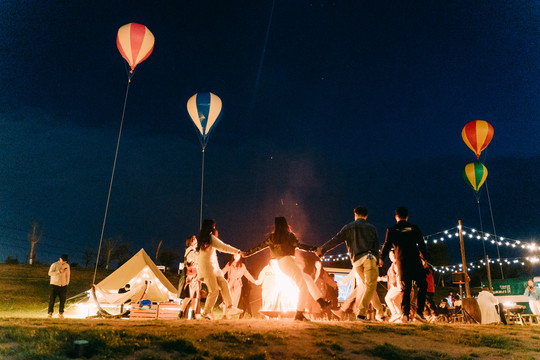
[93,248,177,304]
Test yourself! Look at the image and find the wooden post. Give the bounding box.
[458,220,471,298]
[486,255,493,291]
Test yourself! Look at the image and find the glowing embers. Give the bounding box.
[258,259,299,315]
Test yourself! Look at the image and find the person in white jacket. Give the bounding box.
[48,254,70,318]
[384,250,403,322]
[476,287,500,324]
[197,219,244,320]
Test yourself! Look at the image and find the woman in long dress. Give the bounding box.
[197,219,244,320]
[222,254,257,308]
[244,216,330,321]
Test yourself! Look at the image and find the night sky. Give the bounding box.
[0,1,538,269]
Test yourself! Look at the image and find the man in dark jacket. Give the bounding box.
[380,207,428,322]
[317,206,381,322]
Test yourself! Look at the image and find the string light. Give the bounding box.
[321,223,539,263]
[432,256,537,274]
[423,225,538,251]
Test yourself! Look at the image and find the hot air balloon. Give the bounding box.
[462,162,488,194]
[93,23,155,285]
[187,92,223,227]
[116,23,155,75]
[187,92,223,149]
[462,120,494,159]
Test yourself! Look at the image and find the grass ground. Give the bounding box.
[0,264,116,316]
[2,318,539,360]
[1,264,538,360]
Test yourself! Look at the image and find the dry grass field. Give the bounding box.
[1,264,539,359]
[2,317,539,359]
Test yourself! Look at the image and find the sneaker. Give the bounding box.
[202,313,214,320]
[399,314,409,323]
[317,298,331,309]
[225,306,244,317]
[414,313,427,323]
[356,314,370,323]
[375,311,386,322]
[388,314,401,323]
[47,313,52,318]
[331,309,344,320]
[58,314,64,319]
[294,311,310,321]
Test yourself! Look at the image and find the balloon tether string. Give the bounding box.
[199,146,206,229]
[476,197,492,286]
[93,78,131,284]
[486,181,504,279]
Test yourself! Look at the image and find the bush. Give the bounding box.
[5,256,19,265]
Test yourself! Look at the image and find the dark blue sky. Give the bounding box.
[0,1,538,267]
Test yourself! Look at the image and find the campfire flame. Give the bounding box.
[259,260,299,312]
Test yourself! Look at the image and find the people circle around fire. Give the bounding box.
[176,206,510,323]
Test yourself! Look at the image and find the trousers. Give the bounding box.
[203,273,232,315]
[48,285,68,314]
[398,261,427,317]
[354,255,379,317]
[385,286,402,316]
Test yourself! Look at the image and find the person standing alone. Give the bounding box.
[48,254,70,319]
[524,279,540,315]
[379,207,428,322]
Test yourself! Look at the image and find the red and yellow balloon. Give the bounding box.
[116,23,155,74]
[461,120,494,159]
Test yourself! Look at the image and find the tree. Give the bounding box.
[27,221,41,265]
[83,249,95,268]
[158,248,180,269]
[153,238,163,263]
[102,235,120,270]
[113,243,131,266]
[5,256,19,265]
